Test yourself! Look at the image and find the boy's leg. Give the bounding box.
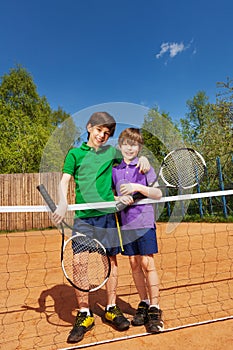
[140,255,159,306]
[140,255,164,333]
[129,255,149,326]
[67,219,95,343]
[106,255,118,305]
[104,255,130,331]
[67,286,94,343]
[74,289,89,309]
[129,255,148,301]
[88,214,130,331]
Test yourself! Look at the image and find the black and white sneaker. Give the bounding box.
[146,306,164,333]
[131,301,149,326]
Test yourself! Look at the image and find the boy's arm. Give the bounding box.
[120,182,162,200]
[115,148,150,173]
[136,156,150,173]
[52,173,72,224]
[114,194,134,206]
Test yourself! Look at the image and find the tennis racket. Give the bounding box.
[116,148,206,211]
[37,184,111,292]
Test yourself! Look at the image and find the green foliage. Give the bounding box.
[0,65,80,173]
[180,91,210,147]
[40,116,81,172]
[0,65,51,127]
[179,86,233,193]
[141,106,184,169]
[180,88,233,160]
[142,90,233,223]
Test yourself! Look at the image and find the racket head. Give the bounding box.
[61,229,111,292]
[160,148,206,189]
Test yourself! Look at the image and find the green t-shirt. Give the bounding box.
[63,142,122,218]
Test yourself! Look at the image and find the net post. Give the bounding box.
[196,180,204,218]
[216,157,228,218]
[205,166,214,215]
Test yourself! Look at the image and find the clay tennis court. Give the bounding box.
[1,222,233,350]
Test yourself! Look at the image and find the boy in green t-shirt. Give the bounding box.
[53,112,149,344]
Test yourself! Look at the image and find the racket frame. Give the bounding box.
[37,184,111,292]
[158,147,206,189]
[116,147,207,211]
[61,227,111,292]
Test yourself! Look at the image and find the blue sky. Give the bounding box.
[1,0,233,128]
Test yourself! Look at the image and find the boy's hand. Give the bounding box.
[52,202,68,224]
[118,194,134,206]
[120,183,136,195]
[137,156,150,173]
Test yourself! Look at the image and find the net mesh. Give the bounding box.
[0,191,233,349]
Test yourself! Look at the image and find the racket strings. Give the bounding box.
[161,150,206,188]
[62,235,110,292]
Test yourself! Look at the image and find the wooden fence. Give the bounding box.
[0,173,75,231]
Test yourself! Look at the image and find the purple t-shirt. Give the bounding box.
[112,157,156,230]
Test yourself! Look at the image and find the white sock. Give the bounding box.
[149,304,159,309]
[79,308,91,315]
[106,304,116,310]
[142,299,150,306]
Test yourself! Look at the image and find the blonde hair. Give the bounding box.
[118,128,143,147]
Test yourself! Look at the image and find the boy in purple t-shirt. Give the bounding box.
[112,128,164,333]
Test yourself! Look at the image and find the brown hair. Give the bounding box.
[118,128,144,147]
[86,112,116,139]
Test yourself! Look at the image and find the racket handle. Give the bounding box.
[37,184,57,212]
[115,201,127,211]
[116,192,146,212]
[132,192,146,201]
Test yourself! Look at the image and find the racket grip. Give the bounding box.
[37,184,57,212]
[115,201,127,211]
[132,192,146,201]
[116,192,146,212]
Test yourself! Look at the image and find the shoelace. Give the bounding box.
[148,309,161,320]
[136,306,147,316]
[75,312,89,326]
[110,306,123,317]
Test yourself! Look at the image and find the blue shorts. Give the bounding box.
[72,214,121,256]
[121,227,158,256]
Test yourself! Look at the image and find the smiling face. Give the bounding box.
[87,124,111,149]
[118,128,143,163]
[120,140,140,164]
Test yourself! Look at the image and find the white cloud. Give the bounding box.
[169,42,185,57]
[155,41,191,60]
[155,42,170,58]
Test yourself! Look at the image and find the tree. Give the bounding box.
[141,106,184,167]
[216,77,233,102]
[180,89,233,190]
[0,65,79,173]
[0,65,52,127]
[180,91,210,148]
[40,116,81,173]
[216,77,233,127]
[141,107,192,222]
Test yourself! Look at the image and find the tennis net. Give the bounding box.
[0,190,233,350]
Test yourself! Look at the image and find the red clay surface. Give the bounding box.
[0,222,233,349]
